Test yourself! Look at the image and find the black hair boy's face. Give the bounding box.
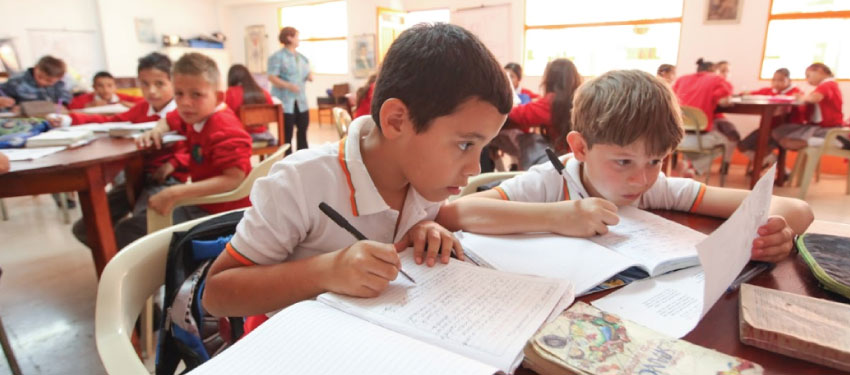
[396,97,506,202]
[138,68,174,111]
[93,76,117,101]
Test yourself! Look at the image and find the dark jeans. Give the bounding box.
[284,102,310,155]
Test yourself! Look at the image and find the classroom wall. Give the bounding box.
[96,0,222,77]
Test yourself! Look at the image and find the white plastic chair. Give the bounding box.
[332,107,352,139]
[677,105,727,186]
[450,171,522,201]
[96,210,242,375]
[787,128,850,198]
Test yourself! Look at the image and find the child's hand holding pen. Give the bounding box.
[545,148,619,236]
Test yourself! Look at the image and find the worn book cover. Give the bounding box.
[739,284,850,372]
[524,302,762,375]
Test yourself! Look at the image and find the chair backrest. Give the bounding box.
[331,83,350,100]
[147,144,289,232]
[96,211,240,375]
[239,103,285,141]
[332,107,352,139]
[451,171,522,201]
[680,105,709,132]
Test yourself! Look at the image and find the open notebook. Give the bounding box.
[25,129,95,147]
[458,206,707,295]
[190,251,575,375]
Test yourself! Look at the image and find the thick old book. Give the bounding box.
[189,250,575,375]
[739,284,850,372]
[524,302,763,375]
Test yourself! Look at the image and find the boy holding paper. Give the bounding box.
[440,70,813,263]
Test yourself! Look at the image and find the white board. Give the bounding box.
[26,29,106,88]
[452,4,512,66]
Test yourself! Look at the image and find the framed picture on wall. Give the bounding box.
[134,18,157,43]
[705,0,743,24]
[245,25,268,74]
[352,34,376,78]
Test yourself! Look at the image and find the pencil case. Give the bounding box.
[796,233,850,299]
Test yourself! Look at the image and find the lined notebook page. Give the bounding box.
[319,251,573,373]
[189,301,498,375]
[589,206,706,275]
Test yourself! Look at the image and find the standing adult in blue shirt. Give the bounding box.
[268,26,313,155]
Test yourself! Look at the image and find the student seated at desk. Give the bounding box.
[0,55,72,110]
[504,62,539,104]
[199,23,513,319]
[68,71,142,109]
[224,64,276,145]
[352,73,376,119]
[738,68,805,159]
[439,70,814,264]
[770,63,845,151]
[48,53,189,248]
[656,64,676,85]
[137,53,253,245]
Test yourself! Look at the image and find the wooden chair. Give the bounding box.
[0,267,22,375]
[316,83,351,125]
[332,107,352,139]
[677,105,727,186]
[238,103,285,160]
[787,128,850,199]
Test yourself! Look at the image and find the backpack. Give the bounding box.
[156,210,246,375]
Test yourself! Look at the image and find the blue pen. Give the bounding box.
[545,148,585,199]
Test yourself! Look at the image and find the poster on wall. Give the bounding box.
[352,34,376,78]
[705,0,743,24]
[135,18,157,43]
[245,25,267,74]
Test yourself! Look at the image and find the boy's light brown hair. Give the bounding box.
[172,53,220,88]
[35,55,66,78]
[572,69,683,156]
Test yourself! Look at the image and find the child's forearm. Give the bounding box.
[437,197,558,234]
[203,251,337,317]
[769,196,814,234]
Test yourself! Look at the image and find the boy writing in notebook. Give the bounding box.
[439,70,813,263]
[136,53,253,242]
[201,23,513,318]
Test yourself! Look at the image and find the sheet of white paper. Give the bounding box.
[318,250,573,373]
[592,166,776,338]
[590,206,706,275]
[697,164,774,315]
[457,231,635,295]
[591,266,705,338]
[66,121,156,133]
[189,301,499,375]
[0,146,66,161]
[74,103,128,114]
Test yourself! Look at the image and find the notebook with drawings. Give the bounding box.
[189,250,575,375]
[457,206,707,296]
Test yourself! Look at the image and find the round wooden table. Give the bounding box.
[0,136,146,277]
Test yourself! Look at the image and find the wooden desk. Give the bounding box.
[717,99,800,189]
[518,212,849,375]
[0,137,145,277]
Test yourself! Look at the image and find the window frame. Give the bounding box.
[759,0,850,81]
[277,0,348,75]
[522,1,685,77]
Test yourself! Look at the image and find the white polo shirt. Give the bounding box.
[493,154,707,212]
[227,116,443,265]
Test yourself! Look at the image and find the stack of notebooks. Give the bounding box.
[26,129,94,147]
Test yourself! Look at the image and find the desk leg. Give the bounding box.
[78,164,118,277]
[751,109,774,189]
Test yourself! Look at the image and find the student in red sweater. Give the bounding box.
[507,58,581,154]
[47,53,190,249]
[225,64,275,146]
[138,53,253,226]
[68,71,142,109]
[504,62,540,104]
[771,63,845,151]
[738,68,804,157]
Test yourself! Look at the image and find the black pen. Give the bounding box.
[545,148,585,199]
[319,202,416,284]
[727,262,772,293]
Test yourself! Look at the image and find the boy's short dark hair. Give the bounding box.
[370,23,513,132]
[807,62,833,77]
[279,27,297,45]
[775,68,790,78]
[35,55,66,78]
[138,52,172,77]
[504,62,523,80]
[93,71,114,82]
[657,64,674,75]
[172,53,220,88]
[573,70,683,156]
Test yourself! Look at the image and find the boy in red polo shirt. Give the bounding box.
[68,71,142,109]
[771,63,845,150]
[138,52,253,224]
[47,53,191,249]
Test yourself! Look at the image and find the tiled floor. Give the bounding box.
[0,122,848,374]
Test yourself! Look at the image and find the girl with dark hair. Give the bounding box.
[353,73,377,118]
[226,64,275,145]
[504,62,539,104]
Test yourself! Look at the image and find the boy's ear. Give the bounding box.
[378,98,411,140]
[566,131,589,162]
